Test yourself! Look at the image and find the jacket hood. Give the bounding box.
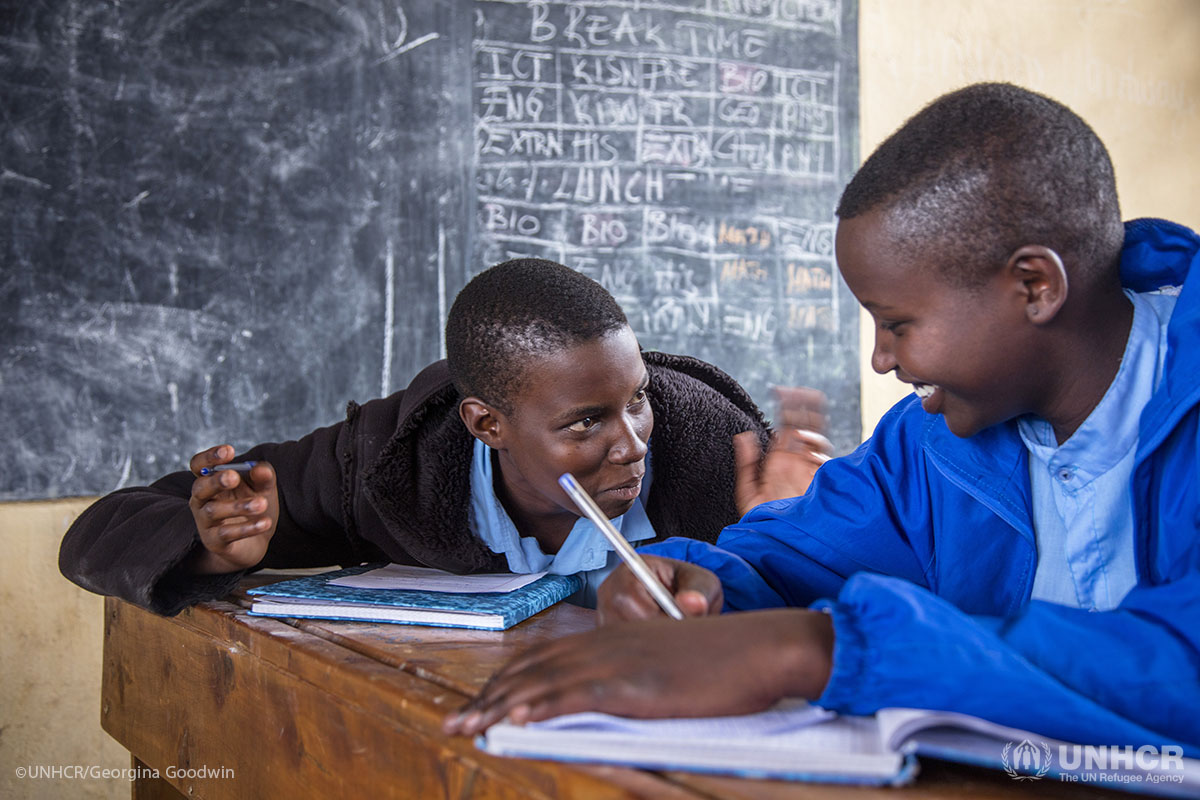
[1121,218,1200,456]
[1120,217,1200,291]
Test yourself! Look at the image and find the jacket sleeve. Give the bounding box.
[644,403,1200,754]
[59,396,393,616]
[645,398,937,609]
[814,572,1200,755]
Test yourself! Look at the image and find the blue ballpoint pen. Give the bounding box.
[198,461,257,476]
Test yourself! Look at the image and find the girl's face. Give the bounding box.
[490,326,653,524]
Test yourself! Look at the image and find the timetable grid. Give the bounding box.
[471,0,855,421]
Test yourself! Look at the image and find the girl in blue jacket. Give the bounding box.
[446,83,1200,758]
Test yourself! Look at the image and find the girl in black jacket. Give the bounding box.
[61,258,827,614]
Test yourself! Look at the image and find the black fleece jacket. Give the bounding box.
[60,352,769,615]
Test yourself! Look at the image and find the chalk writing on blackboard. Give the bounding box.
[1,0,856,501]
[469,0,859,448]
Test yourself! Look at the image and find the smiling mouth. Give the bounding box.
[913,383,937,399]
[601,476,644,500]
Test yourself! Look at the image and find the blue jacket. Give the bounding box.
[646,218,1200,755]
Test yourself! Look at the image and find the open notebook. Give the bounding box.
[479,701,1199,794]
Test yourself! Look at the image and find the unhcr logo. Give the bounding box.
[1002,739,1053,780]
[999,740,1189,788]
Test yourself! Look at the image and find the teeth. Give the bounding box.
[913,384,935,399]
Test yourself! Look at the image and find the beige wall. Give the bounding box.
[1,500,127,800]
[4,3,1199,798]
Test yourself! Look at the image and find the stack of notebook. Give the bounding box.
[247,563,581,631]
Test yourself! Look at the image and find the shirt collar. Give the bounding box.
[468,438,656,575]
[1018,289,1172,484]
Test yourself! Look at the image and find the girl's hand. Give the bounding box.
[596,556,723,625]
[186,445,278,574]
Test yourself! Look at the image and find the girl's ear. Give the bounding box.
[459,397,505,449]
[1008,245,1069,324]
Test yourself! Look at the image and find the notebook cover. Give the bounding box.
[246,565,582,630]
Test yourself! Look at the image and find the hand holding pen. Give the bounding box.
[554,473,721,624]
[443,474,832,736]
[596,554,724,624]
[185,445,278,575]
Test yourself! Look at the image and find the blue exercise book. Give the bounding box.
[246,565,582,631]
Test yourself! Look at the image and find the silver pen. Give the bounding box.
[558,472,684,620]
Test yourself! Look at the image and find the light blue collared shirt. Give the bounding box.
[467,438,657,608]
[1018,288,1176,611]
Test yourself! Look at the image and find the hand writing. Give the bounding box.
[597,556,722,625]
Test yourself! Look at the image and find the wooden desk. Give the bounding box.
[102,582,1121,799]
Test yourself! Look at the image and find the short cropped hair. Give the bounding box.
[445,258,631,412]
[837,83,1124,290]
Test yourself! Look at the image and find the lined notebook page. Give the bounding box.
[531,700,832,737]
[517,701,894,756]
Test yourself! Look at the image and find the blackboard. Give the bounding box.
[1,0,859,501]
